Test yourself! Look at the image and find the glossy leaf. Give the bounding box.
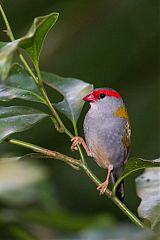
[0,158,47,194]
[0,41,18,81]
[0,106,48,142]
[113,158,160,195]
[0,12,59,80]
[0,64,44,103]
[42,71,93,123]
[20,12,59,65]
[136,167,160,232]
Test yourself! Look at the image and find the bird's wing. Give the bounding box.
[122,119,131,163]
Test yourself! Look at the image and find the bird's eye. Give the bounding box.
[99,93,106,99]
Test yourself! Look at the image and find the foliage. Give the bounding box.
[0,106,48,142]
[0,13,59,80]
[0,64,44,103]
[136,166,160,233]
[113,158,160,195]
[0,3,159,239]
[42,71,93,123]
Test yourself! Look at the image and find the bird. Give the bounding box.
[71,88,131,202]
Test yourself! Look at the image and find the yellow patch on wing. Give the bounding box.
[114,106,128,119]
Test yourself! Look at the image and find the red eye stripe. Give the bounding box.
[92,89,121,99]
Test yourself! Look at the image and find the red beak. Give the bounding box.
[83,93,95,102]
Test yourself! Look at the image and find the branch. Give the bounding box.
[5,138,81,168]
[6,137,146,230]
[81,164,145,229]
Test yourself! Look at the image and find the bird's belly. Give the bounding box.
[84,117,126,169]
[87,140,111,169]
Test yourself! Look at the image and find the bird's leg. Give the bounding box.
[71,136,92,157]
[97,164,113,195]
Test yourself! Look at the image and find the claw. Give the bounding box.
[71,136,83,151]
[97,164,113,195]
[70,136,92,157]
[97,181,109,195]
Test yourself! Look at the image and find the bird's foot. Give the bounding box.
[71,136,92,157]
[71,136,83,151]
[97,180,109,195]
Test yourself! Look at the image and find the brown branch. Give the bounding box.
[5,138,81,168]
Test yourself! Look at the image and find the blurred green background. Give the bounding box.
[0,0,159,239]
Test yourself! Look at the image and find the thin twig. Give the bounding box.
[6,137,145,230]
[5,138,81,168]
[0,4,14,41]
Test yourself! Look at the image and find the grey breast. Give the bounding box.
[83,102,127,169]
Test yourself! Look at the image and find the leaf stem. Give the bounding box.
[18,53,39,84]
[70,112,85,164]
[112,196,145,229]
[6,137,146,230]
[19,52,65,133]
[34,64,65,132]
[81,163,145,229]
[0,4,14,41]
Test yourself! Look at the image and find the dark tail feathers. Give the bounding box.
[111,171,124,203]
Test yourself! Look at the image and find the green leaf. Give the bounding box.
[0,157,48,204]
[10,226,37,240]
[136,167,160,232]
[0,42,7,48]
[0,12,59,80]
[112,158,160,195]
[20,12,59,66]
[0,106,48,142]
[42,71,93,123]
[0,64,44,103]
[22,208,115,232]
[0,41,18,81]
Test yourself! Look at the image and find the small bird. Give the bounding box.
[71,88,131,202]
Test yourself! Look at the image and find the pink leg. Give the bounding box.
[97,164,113,195]
[71,136,92,157]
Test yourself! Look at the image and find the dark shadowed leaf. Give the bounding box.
[0,106,48,142]
[113,158,160,195]
[136,167,160,233]
[42,72,93,123]
[0,64,44,103]
[0,12,59,80]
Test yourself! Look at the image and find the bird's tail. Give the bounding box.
[111,167,124,203]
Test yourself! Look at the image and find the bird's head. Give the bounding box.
[83,88,124,116]
[83,88,121,103]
